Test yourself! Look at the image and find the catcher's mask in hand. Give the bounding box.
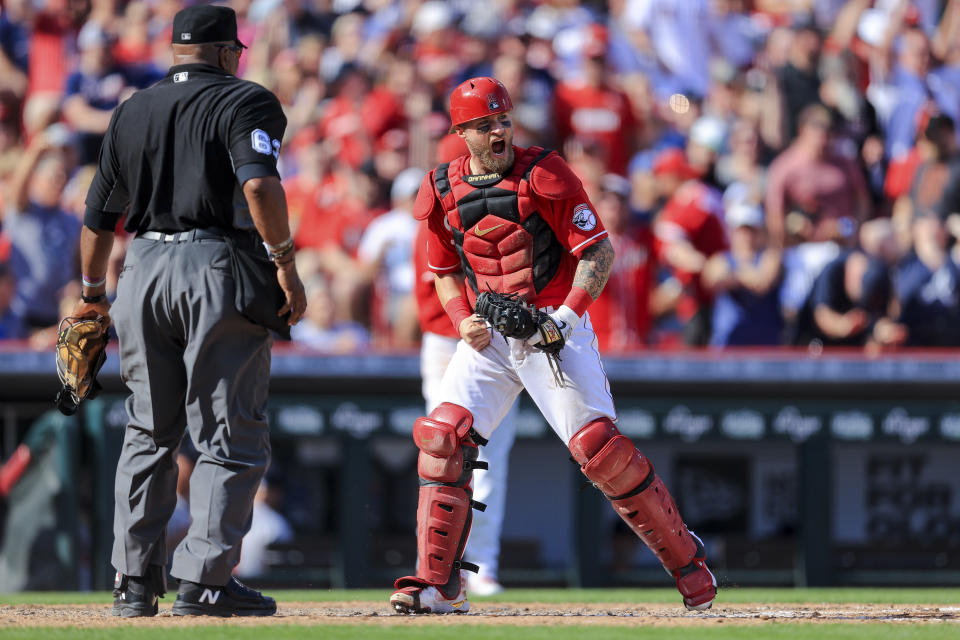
[55,315,110,416]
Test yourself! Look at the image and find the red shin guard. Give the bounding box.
[569,419,697,571]
[395,403,481,599]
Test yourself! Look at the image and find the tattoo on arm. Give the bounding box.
[573,238,614,299]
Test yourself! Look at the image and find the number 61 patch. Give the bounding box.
[251,129,280,158]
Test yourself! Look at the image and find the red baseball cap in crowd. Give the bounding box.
[583,23,608,59]
[653,148,700,180]
[449,77,514,127]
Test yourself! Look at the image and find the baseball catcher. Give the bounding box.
[390,77,716,615]
[55,315,110,416]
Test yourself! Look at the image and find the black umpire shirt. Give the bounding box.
[84,63,287,234]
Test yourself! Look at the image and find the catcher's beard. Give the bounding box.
[466,138,514,175]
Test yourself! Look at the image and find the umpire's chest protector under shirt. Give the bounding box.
[83,63,287,234]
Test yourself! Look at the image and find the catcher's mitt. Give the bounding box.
[474,291,567,386]
[55,315,110,416]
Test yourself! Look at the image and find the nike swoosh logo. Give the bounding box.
[450,599,467,609]
[475,223,504,237]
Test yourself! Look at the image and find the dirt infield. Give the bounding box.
[2,602,957,628]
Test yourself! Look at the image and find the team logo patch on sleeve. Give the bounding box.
[572,204,597,231]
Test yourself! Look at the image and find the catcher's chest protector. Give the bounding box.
[434,147,564,299]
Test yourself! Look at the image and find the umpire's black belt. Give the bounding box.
[140,228,261,251]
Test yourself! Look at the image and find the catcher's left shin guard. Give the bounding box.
[569,419,716,610]
[394,403,487,603]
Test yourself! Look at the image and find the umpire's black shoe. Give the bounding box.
[111,565,166,617]
[172,577,277,617]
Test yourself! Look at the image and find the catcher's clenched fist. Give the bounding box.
[458,313,491,351]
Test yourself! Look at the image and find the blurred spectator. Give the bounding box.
[590,173,655,351]
[290,274,370,353]
[0,102,20,184]
[0,259,25,339]
[792,219,903,348]
[894,212,960,347]
[235,475,293,579]
[553,24,636,175]
[779,237,841,331]
[929,0,960,129]
[0,0,30,99]
[27,1,76,97]
[777,22,822,140]
[702,203,783,347]
[62,20,160,165]
[765,103,870,246]
[356,167,424,348]
[491,53,555,148]
[686,115,727,182]
[112,1,155,67]
[717,119,767,207]
[653,133,729,346]
[1,132,78,329]
[409,1,459,87]
[629,0,712,98]
[878,27,938,161]
[904,114,956,218]
[318,65,374,169]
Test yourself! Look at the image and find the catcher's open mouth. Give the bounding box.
[491,140,506,155]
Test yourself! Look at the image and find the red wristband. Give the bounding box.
[562,286,593,317]
[443,296,472,333]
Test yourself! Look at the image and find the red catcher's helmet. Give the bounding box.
[449,77,514,127]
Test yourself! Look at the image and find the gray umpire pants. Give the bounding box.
[111,235,272,585]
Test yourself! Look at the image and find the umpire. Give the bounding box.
[73,5,306,617]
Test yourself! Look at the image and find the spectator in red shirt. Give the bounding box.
[765,103,870,247]
[319,64,373,169]
[653,144,729,346]
[590,173,655,351]
[553,25,636,176]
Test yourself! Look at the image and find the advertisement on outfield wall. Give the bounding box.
[96,395,960,561]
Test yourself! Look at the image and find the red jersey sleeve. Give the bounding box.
[540,191,609,256]
[414,169,461,274]
[528,152,608,256]
[425,215,460,274]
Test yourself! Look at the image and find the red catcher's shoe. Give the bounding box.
[673,533,717,611]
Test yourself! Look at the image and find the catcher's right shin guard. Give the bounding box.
[394,403,487,601]
[569,419,716,609]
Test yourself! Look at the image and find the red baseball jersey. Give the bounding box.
[418,146,608,308]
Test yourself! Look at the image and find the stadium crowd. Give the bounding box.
[3,0,960,352]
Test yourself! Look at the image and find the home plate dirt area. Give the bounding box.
[1,602,957,628]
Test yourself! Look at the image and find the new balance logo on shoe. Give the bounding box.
[199,589,221,604]
[172,577,276,617]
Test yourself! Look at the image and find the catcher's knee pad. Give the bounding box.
[569,419,697,571]
[413,403,484,485]
[406,403,487,597]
